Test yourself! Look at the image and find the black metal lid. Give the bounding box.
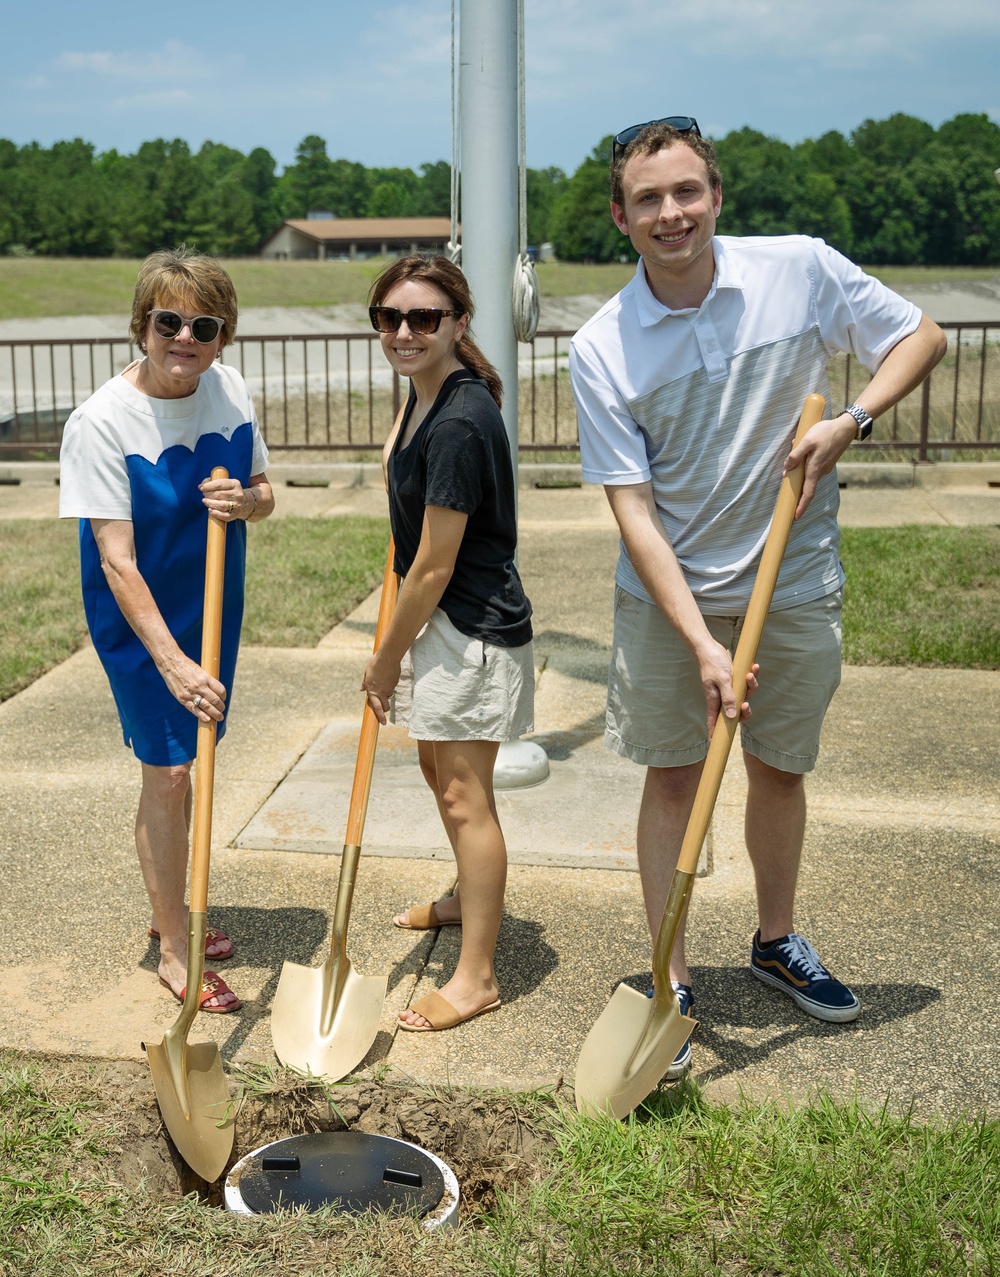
[235,1132,447,1219]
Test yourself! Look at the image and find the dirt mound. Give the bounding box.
[53,1057,552,1216]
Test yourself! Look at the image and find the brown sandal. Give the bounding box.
[158,970,242,1014]
[393,902,462,930]
[397,991,500,1033]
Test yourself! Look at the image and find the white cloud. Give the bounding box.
[54,41,242,85]
[12,73,51,91]
[526,0,1000,79]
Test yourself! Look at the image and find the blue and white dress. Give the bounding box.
[59,360,269,766]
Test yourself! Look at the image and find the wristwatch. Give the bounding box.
[842,403,873,441]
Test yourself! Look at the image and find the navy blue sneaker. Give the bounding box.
[750,930,860,1022]
[647,980,695,1079]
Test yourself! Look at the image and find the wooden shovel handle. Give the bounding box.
[189,466,228,915]
[344,539,399,847]
[675,393,826,877]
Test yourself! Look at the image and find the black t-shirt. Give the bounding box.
[388,369,532,647]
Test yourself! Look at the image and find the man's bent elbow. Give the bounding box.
[920,316,948,370]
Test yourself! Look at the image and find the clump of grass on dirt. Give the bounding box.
[2,1054,997,1277]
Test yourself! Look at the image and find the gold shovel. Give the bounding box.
[270,540,399,1081]
[145,466,235,1181]
[575,394,827,1119]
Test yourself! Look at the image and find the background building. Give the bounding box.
[259,214,455,260]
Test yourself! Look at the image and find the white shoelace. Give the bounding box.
[776,933,829,981]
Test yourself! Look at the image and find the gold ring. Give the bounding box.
[228,500,235,513]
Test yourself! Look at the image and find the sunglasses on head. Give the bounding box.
[148,308,225,344]
[369,306,463,335]
[612,115,701,165]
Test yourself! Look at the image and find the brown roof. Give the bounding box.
[282,217,454,241]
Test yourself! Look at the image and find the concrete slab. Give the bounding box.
[236,715,646,872]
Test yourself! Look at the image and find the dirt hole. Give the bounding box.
[60,1058,553,1219]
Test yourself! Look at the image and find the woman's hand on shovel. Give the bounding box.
[161,650,227,722]
[361,650,400,726]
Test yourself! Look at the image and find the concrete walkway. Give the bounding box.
[1,466,998,1116]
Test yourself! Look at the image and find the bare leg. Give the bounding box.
[743,751,805,943]
[136,761,235,1010]
[393,742,462,927]
[636,761,703,987]
[399,739,504,1027]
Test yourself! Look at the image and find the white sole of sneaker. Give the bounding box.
[751,965,861,1023]
[663,1045,692,1082]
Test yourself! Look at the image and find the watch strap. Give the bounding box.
[842,403,873,441]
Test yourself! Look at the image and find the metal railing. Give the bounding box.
[1,321,998,462]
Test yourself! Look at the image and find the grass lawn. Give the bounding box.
[841,526,1000,667]
[0,257,394,320]
[2,519,998,704]
[1,258,998,321]
[2,1055,996,1276]
[0,516,388,702]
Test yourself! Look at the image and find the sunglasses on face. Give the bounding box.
[368,306,464,335]
[148,308,225,344]
[612,115,701,165]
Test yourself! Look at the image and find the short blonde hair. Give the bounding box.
[129,246,238,348]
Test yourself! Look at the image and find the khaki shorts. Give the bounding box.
[606,588,843,774]
[392,607,535,743]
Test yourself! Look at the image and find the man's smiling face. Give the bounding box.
[612,142,723,302]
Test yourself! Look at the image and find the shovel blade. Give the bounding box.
[146,1038,235,1182]
[574,984,698,1119]
[270,959,388,1082]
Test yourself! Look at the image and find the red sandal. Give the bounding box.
[149,926,234,961]
[158,971,242,1014]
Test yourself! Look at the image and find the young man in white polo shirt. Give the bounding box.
[569,117,945,1078]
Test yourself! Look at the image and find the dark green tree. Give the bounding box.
[281,135,337,217]
[366,168,419,217]
[549,138,629,262]
[0,139,20,250]
[413,160,452,216]
[715,128,799,236]
[851,113,936,167]
[526,166,567,246]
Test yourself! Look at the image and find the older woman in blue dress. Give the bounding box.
[59,247,273,1012]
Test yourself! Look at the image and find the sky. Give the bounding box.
[4,0,999,176]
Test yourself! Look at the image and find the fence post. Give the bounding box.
[918,374,931,464]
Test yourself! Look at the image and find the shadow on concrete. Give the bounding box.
[139,905,330,975]
[138,904,432,1064]
[533,629,610,677]
[531,717,607,761]
[611,964,942,1084]
[495,912,560,1005]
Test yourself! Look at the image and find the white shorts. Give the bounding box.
[392,607,535,743]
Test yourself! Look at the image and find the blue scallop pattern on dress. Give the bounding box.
[80,421,254,765]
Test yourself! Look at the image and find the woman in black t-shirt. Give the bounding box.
[362,256,534,1034]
